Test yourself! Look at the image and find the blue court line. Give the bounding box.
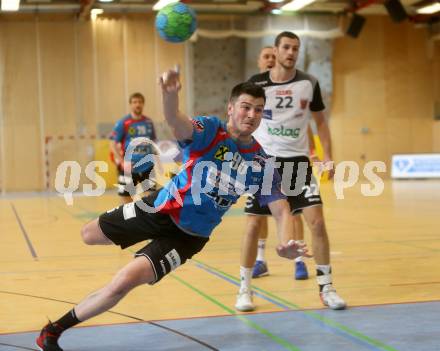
[195,263,290,310]
[10,203,38,261]
[194,261,398,351]
[170,274,302,351]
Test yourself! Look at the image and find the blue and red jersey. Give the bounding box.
[154,116,285,237]
[110,114,156,173]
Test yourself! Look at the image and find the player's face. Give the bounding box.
[275,37,300,70]
[228,94,265,137]
[130,97,144,116]
[258,48,275,72]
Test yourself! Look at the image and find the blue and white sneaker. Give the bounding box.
[252,260,269,278]
[295,261,309,280]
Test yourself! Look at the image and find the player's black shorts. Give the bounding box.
[245,155,322,216]
[98,194,209,284]
[117,167,157,197]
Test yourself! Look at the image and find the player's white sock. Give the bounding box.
[256,239,266,262]
[316,264,331,275]
[316,264,332,291]
[239,266,252,292]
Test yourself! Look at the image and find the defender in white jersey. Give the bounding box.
[250,46,318,282]
[251,69,322,157]
[236,31,346,312]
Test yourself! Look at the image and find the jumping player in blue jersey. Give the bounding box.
[110,92,157,204]
[36,67,311,351]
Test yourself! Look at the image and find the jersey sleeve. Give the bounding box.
[110,119,124,142]
[247,71,268,84]
[178,116,222,151]
[310,80,325,112]
[247,74,259,83]
[147,118,157,155]
[150,121,157,142]
[254,168,286,207]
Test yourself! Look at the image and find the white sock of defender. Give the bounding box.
[239,266,252,292]
[316,264,332,292]
[256,239,266,262]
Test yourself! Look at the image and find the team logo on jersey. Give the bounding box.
[215,145,229,161]
[263,109,272,120]
[276,89,292,96]
[128,126,136,135]
[268,126,300,138]
[191,119,205,132]
[300,99,309,110]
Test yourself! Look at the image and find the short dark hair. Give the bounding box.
[274,31,300,47]
[260,45,273,52]
[229,82,266,104]
[129,92,145,103]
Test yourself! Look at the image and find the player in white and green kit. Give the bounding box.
[236,31,346,312]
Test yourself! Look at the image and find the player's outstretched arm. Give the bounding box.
[159,66,193,141]
[268,199,293,245]
[110,140,123,166]
[312,110,334,179]
[268,199,312,260]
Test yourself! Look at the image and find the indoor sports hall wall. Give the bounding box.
[0,14,187,192]
[332,16,440,171]
[434,45,440,152]
[192,19,245,118]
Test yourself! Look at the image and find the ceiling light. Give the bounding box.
[153,0,179,11]
[98,0,114,2]
[91,8,104,20]
[1,0,20,11]
[416,2,440,14]
[281,0,316,11]
[269,0,284,3]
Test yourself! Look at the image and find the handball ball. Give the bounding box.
[155,2,197,43]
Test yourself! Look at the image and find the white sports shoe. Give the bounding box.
[320,285,347,310]
[235,289,255,312]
